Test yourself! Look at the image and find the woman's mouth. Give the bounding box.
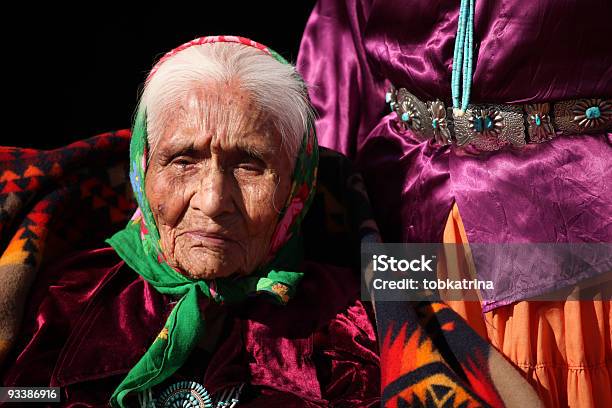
[185,230,236,248]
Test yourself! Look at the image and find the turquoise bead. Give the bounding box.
[484,116,494,130]
[432,118,439,129]
[586,106,601,119]
[535,114,542,126]
[452,0,474,111]
[401,112,410,122]
[474,117,484,132]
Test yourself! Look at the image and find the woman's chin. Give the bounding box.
[176,254,239,280]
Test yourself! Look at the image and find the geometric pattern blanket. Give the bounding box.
[376,300,542,407]
[1,131,541,407]
[0,130,134,366]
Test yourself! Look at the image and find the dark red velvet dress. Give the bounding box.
[1,247,380,407]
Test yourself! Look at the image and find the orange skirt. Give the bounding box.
[443,203,612,408]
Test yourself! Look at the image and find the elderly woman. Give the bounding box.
[0,36,380,407]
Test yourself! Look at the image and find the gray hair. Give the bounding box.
[137,42,314,162]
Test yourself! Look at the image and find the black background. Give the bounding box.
[4,4,315,149]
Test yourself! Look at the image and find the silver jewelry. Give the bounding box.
[386,86,612,152]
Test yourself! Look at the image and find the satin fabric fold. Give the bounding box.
[297,0,612,309]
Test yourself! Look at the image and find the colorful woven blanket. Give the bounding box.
[0,130,135,366]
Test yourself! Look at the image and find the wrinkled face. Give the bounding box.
[145,82,293,280]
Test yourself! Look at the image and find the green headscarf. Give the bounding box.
[105,36,319,408]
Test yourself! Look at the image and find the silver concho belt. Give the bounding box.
[385,86,612,152]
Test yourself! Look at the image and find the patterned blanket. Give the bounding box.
[0,131,135,366]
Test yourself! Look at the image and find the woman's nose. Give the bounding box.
[190,169,233,218]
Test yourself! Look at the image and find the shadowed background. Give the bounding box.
[4,3,314,149]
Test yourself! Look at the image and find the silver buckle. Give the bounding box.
[388,87,452,145]
[554,98,612,134]
[525,103,556,143]
[454,104,525,151]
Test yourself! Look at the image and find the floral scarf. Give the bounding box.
[105,36,319,408]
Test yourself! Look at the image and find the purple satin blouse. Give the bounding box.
[297,0,612,310]
[0,247,380,407]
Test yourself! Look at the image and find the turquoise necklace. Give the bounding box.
[451,0,476,114]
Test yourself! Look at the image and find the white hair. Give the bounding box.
[137,42,314,162]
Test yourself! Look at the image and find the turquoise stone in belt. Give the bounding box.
[535,114,542,126]
[586,106,601,119]
[432,118,439,129]
[401,112,410,122]
[473,115,494,133]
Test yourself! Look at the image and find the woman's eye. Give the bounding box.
[234,162,264,174]
[171,157,196,169]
